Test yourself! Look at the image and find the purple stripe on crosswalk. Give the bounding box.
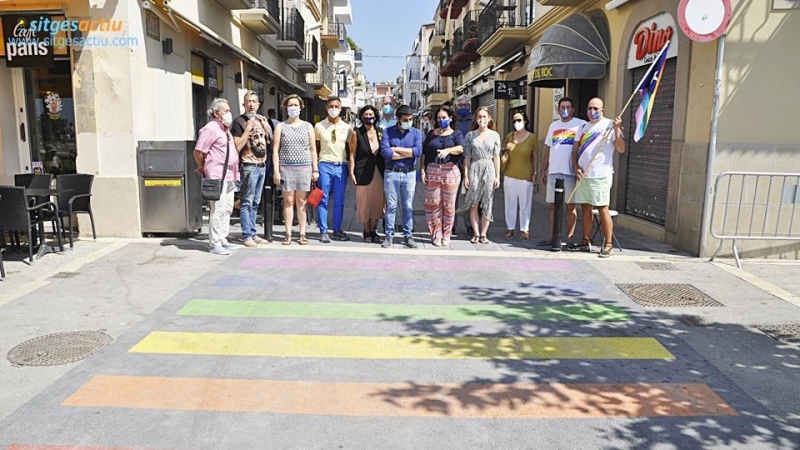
[238,257,574,271]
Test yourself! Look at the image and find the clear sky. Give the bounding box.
[348,0,436,85]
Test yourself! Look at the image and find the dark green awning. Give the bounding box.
[528,10,611,87]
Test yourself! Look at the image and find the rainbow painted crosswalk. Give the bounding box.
[57,257,738,428]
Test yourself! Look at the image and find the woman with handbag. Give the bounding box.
[348,105,386,243]
[272,94,319,245]
[501,111,538,241]
[420,106,464,246]
[194,98,240,255]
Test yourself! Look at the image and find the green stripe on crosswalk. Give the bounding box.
[177,300,629,321]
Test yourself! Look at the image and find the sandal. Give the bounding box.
[504,230,514,240]
[520,231,530,241]
[299,234,308,246]
[470,235,480,244]
[571,239,591,252]
[282,235,292,245]
[479,236,490,244]
[599,243,614,258]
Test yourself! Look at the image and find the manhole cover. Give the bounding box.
[49,272,79,279]
[141,256,185,265]
[637,262,677,271]
[616,284,723,307]
[756,325,800,342]
[7,331,113,367]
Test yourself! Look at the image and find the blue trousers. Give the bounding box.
[384,170,416,238]
[317,161,347,233]
[240,164,266,240]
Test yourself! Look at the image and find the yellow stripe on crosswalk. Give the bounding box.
[129,332,675,360]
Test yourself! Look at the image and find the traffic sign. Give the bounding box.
[678,0,732,42]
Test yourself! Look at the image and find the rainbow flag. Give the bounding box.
[633,41,670,142]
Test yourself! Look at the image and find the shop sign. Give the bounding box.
[627,12,678,69]
[2,15,55,68]
[529,65,554,82]
[494,80,523,100]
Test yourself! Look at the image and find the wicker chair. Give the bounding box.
[52,174,96,249]
[0,186,62,265]
[14,173,54,189]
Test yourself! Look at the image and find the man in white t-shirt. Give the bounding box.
[539,96,585,250]
[571,97,625,258]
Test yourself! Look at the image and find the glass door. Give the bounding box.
[24,59,77,174]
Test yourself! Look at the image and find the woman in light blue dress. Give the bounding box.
[458,107,501,244]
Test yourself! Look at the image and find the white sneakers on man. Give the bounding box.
[209,245,231,255]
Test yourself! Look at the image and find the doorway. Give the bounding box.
[22,59,77,175]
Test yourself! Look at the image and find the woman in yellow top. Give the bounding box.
[501,111,538,240]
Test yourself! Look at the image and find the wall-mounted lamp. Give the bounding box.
[162,38,173,55]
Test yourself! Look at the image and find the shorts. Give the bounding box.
[545,173,577,203]
[573,176,612,206]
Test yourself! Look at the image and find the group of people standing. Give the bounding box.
[193,90,624,258]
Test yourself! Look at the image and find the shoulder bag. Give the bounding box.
[200,133,231,202]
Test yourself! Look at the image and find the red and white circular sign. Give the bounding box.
[678,0,732,42]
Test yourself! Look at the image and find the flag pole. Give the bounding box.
[566,41,670,204]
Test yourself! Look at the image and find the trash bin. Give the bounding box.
[137,141,202,235]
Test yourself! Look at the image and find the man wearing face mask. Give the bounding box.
[571,97,625,258]
[380,95,397,129]
[380,105,424,248]
[539,97,585,250]
[314,96,352,242]
[194,98,241,255]
[231,91,272,247]
[454,95,474,138]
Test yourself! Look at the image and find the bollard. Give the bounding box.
[262,182,274,243]
[551,178,564,252]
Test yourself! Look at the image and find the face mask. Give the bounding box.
[438,119,451,129]
[328,108,341,118]
[513,121,525,131]
[287,106,301,118]
[221,112,233,127]
[382,105,394,115]
[457,107,470,118]
[245,113,255,120]
[478,118,489,128]
[560,109,571,119]
[400,121,412,130]
[363,117,375,125]
[588,109,602,120]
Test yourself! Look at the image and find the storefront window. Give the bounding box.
[24,59,77,174]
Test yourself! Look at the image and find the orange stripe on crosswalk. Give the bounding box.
[63,375,738,419]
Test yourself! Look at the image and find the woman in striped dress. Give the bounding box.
[272,94,319,245]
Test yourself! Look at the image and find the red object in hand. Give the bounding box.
[307,183,324,207]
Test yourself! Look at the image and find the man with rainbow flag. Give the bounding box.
[571,98,625,258]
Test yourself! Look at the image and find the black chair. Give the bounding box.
[53,174,96,249]
[15,173,54,189]
[0,186,62,264]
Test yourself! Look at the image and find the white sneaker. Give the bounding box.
[209,245,231,255]
[221,240,241,250]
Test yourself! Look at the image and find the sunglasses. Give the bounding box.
[587,107,602,111]
[331,129,337,144]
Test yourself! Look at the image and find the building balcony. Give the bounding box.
[354,51,363,66]
[308,63,335,97]
[335,49,354,69]
[217,0,251,10]
[407,69,421,81]
[296,36,319,74]
[439,46,468,77]
[321,21,347,51]
[439,0,464,20]
[424,84,449,107]
[233,0,280,35]
[275,8,305,59]
[333,0,353,25]
[451,25,479,67]
[477,0,531,57]
[429,22,446,56]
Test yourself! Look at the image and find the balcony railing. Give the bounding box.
[354,51,362,62]
[308,63,334,88]
[407,69,421,81]
[305,36,319,65]
[462,10,479,42]
[452,28,464,54]
[324,21,347,42]
[423,84,447,96]
[478,0,530,43]
[252,0,279,22]
[280,8,305,47]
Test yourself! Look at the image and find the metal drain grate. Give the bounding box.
[637,262,677,271]
[49,272,79,279]
[141,256,185,265]
[616,284,723,307]
[755,325,800,343]
[7,331,113,367]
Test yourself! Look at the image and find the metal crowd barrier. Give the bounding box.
[709,171,800,268]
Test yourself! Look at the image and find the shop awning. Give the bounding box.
[527,9,610,88]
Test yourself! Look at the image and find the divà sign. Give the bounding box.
[627,12,678,70]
